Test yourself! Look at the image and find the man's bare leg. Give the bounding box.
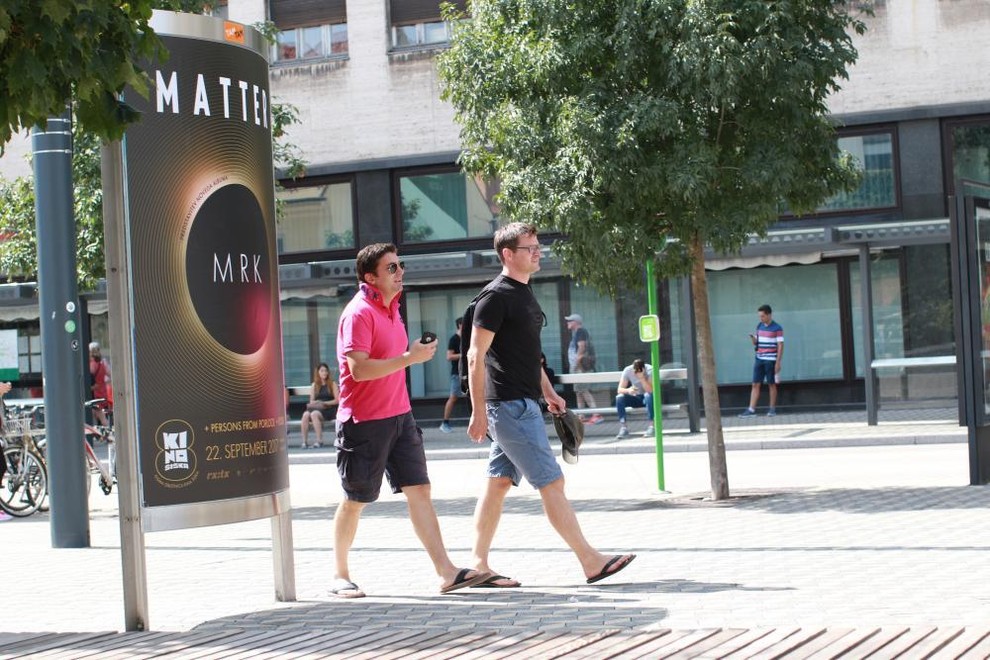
[404,484,487,590]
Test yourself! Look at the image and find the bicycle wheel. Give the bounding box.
[1,446,48,517]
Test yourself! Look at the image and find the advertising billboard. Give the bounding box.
[120,15,289,519]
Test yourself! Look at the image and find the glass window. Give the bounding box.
[277,182,354,254]
[565,283,617,373]
[423,21,448,44]
[16,329,41,375]
[400,171,500,243]
[402,281,562,399]
[276,30,297,61]
[330,23,348,54]
[849,253,903,377]
[393,24,418,48]
[708,263,842,383]
[952,123,990,190]
[280,296,347,388]
[818,133,896,212]
[300,25,324,59]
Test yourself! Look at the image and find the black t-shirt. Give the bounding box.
[473,275,544,401]
[448,333,460,375]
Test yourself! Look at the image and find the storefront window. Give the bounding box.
[280,296,347,387]
[708,263,843,383]
[849,253,904,377]
[403,280,562,399]
[399,171,500,244]
[277,182,354,254]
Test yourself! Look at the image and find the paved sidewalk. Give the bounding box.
[1,408,986,657]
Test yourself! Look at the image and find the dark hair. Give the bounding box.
[493,222,538,264]
[356,243,397,283]
[455,317,463,328]
[758,304,772,314]
[633,359,645,372]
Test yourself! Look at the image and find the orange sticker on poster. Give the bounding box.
[224,21,245,44]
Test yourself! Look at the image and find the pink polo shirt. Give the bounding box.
[336,283,411,423]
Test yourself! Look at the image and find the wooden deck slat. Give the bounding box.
[604,629,705,659]
[557,632,671,660]
[336,628,445,659]
[237,629,378,659]
[663,628,750,659]
[376,630,499,660]
[649,628,726,659]
[536,628,624,659]
[954,628,990,659]
[0,632,117,658]
[480,631,571,659]
[801,628,884,660]
[445,630,546,660]
[48,631,180,660]
[202,629,334,660]
[836,626,910,659]
[930,627,990,659]
[859,626,936,659]
[165,629,317,660]
[719,627,804,659]
[753,627,830,658]
[693,627,778,659]
[497,631,585,659]
[781,628,857,659]
[902,626,966,659]
[170,629,343,660]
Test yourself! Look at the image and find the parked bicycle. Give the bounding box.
[0,404,48,517]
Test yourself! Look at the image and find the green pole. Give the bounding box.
[646,258,665,491]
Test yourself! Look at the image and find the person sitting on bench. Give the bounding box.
[615,359,654,439]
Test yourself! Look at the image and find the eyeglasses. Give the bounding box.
[385,261,405,274]
[510,244,542,255]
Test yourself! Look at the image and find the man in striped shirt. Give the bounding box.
[739,304,784,417]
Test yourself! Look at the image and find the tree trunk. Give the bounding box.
[689,234,730,500]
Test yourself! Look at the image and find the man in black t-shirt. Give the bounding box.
[439,317,463,433]
[465,222,636,588]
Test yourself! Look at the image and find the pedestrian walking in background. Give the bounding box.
[439,317,463,433]
[565,313,602,424]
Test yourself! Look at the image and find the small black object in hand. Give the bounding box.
[421,331,437,344]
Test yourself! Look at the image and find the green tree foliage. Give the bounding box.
[0,1,225,146]
[439,0,865,498]
[0,2,305,289]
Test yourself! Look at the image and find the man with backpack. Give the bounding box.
[464,222,636,588]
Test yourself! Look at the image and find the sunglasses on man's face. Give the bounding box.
[385,261,405,274]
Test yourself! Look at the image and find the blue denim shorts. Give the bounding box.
[752,359,777,384]
[486,398,563,489]
[448,373,462,397]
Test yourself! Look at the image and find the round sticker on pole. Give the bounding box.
[639,314,660,342]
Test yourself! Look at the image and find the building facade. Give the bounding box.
[2,0,990,416]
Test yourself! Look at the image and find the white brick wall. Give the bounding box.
[2,0,990,181]
[827,0,990,116]
[231,0,461,170]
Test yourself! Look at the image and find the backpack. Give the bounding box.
[458,282,498,394]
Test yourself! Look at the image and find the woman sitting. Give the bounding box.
[300,363,339,448]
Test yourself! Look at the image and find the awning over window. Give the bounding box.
[389,0,467,25]
[271,0,346,30]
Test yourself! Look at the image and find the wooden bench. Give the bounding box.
[555,367,690,418]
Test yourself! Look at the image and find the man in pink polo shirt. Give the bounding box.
[330,243,489,599]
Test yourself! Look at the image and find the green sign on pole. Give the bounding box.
[639,314,660,343]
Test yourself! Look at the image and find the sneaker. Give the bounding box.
[615,425,629,439]
[766,408,777,417]
[642,425,654,436]
[439,421,453,434]
[588,414,604,425]
[738,408,756,418]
